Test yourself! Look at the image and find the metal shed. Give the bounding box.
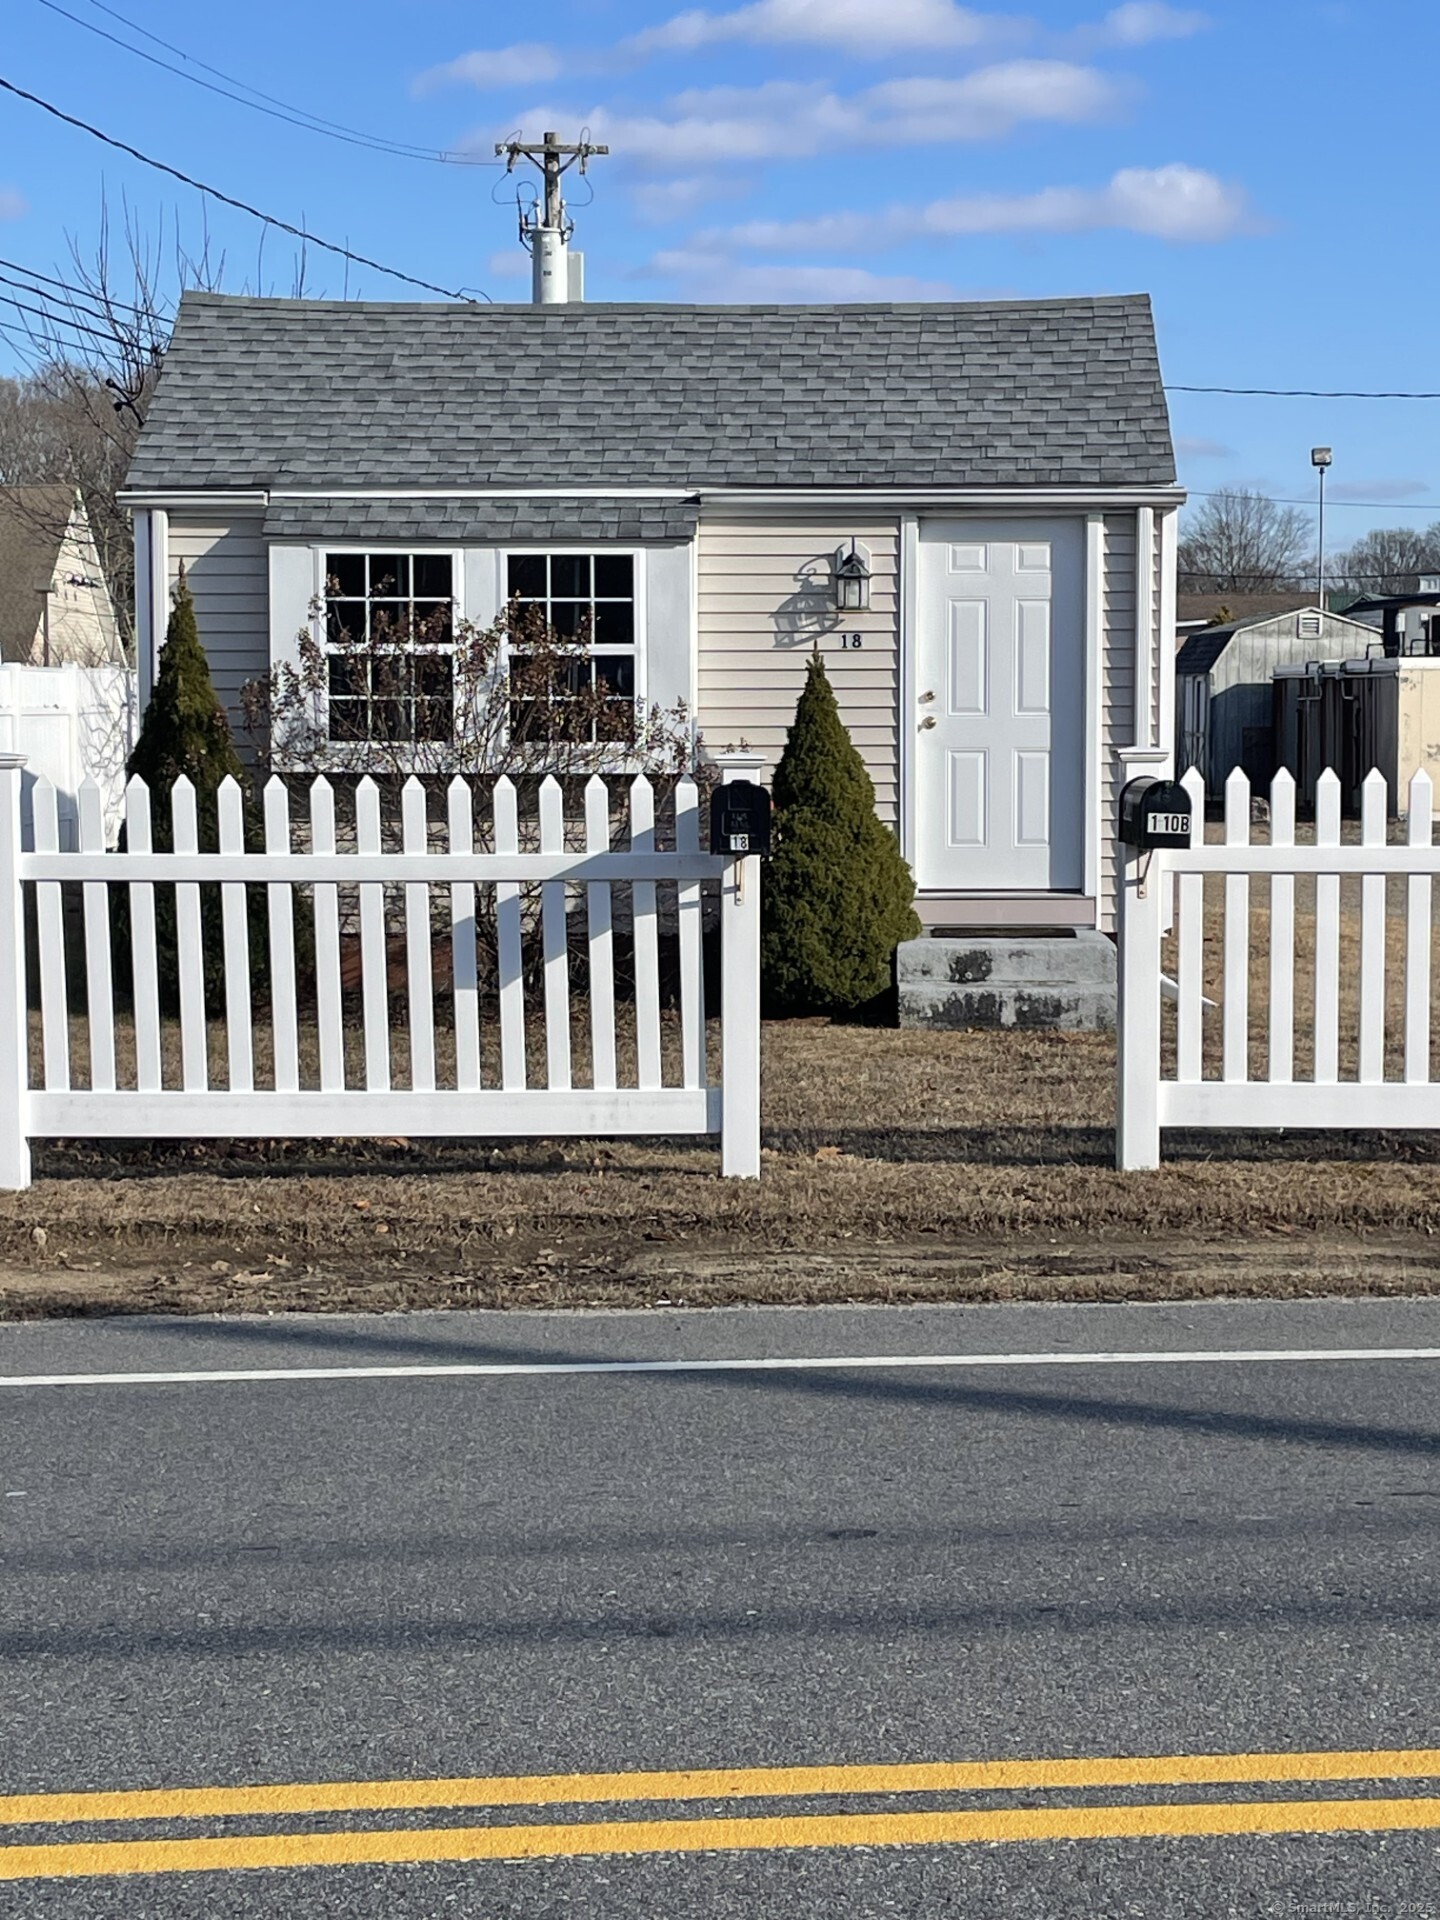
[1175,605,1380,787]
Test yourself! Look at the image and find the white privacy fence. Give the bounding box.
[0,756,761,1189]
[1118,763,1440,1169]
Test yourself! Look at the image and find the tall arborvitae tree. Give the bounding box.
[128,562,244,826]
[761,651,919,1015]
[121,565,250,1006]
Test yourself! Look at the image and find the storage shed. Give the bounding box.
[1175,605,1378,787]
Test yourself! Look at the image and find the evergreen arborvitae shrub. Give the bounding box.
[120,565,251,1008]
[128,562,245,820]
[760,651,920,1015]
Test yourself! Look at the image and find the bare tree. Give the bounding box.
[1176,488,1312,594]
[0,199,310,653]
[1329,524,1440,596]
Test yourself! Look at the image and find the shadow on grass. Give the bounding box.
[30,1124,1440,1181]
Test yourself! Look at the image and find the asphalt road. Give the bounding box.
[2,1297,1440,1916]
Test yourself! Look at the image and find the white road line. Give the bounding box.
[0,1348,1438,1388]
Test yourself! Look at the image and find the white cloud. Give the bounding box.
[629,174,753,223]
[413,44,561,94]
[626,0,1012,56]
[0,188,26,221]
[713,163,1253,251]
[1330,478,1432,503]
[491,63,1126,169]
[485,249,532,282]
[647,249,959,300]
[1087,2,1209,45]
[1174,436,1233,459]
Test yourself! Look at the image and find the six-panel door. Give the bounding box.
[915,519,1085,893]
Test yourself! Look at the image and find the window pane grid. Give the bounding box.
[324,551,455,743]
[507,553,638,746]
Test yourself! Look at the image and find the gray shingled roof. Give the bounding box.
[126,293,1175,494]
[262,497,700,543]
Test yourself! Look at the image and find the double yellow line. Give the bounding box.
[2,1748,1439,1880]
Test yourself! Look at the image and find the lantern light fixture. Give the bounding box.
[833,538,871,612]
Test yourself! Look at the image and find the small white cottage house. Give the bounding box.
[121,291,1181,934]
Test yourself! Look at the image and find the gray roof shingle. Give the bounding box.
[126,294,1175,495]
[262,497,700,544]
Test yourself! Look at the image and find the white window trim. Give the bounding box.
[499,546,649,717]
[311,544,465,759]
[503,545,648,752]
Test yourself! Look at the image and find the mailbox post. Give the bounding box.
[711,753,769,1179]
[1116,775,1195,1173]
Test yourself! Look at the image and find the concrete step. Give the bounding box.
[896,932,1117,987]
[897,981,1116,1032]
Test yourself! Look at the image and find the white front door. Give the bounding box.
[914,518,1085,892]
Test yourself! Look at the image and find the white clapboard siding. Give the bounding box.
[2,767,760,1189]
[1119,763,1440,1168]
[696,517,899,823]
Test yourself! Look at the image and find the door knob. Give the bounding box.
[920,716,937,730]
[919,690,935,703]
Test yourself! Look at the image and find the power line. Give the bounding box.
[29,0,500,168]
[1188,488,1437,515]
[0,258,152,322]
[0,288,130,348]
[1169,384,1440,400]
[0,75,478,302]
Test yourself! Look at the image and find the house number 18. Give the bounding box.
[841,634,864,649]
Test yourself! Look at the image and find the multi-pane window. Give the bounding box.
[507,553,637,742]
[324,552,455,743]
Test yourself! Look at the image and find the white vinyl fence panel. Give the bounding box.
[0,761,762,1187]
[0,664,136,849]
[1118,763,1440,1168]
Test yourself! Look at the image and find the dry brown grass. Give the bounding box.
[3,1011,1440,1318]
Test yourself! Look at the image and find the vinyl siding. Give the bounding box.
[168,514,269,748]
[1099,513,1138,927]
[696,517,900,822]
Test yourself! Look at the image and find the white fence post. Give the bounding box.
[1116,835,1164,1171]
[0,752,31,1189]
[716,753,765,1179]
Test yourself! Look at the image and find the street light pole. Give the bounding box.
[1312,446,1333,607]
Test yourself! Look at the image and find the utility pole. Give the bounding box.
[1312,446,1333,608]
[494,131,609,306]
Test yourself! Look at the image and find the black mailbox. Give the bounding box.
[710,780,771,857]
[1119,777,1193,850]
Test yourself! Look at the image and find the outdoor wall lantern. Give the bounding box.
[833,539,872,612]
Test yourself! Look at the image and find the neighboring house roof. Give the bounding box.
[1175,607,1377,674]
[126,292,1176,495]
[0,485,75,663]
[1176,591,1316,626]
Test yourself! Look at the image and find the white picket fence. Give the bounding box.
[1118,763,1440,1168]
[0,755,762,1189]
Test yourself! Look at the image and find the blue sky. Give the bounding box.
[0,0,1434,543]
